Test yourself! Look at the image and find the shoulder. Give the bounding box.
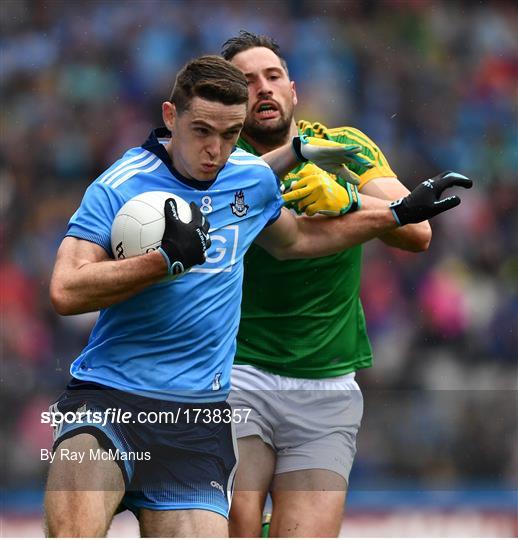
[221,149,279,201]
[298,119,374,146]
[95,146,163,191]
[297,120,329,138]
[225,148,274,175]
[326,125,376,146]
[229,147,271,167]
[78,145,163,211]
[298,119,396,184]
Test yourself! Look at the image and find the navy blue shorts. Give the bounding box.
[50,379,237,518]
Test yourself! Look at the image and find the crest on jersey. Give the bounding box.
[230,190,249,217]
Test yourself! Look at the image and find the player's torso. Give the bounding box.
[72,145,280,401]
[237,243,372,378]
[236,122,374,378]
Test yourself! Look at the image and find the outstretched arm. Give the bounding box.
[258,171,472,260]
[256,197,398,260]
[361,177,432,252]
[262,138,427,252]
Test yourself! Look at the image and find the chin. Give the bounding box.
[257,118,283,129]
[247,117,290,138]
[197,171,218,181]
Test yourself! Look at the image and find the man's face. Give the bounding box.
[230,47,297,144]
[163,97,246,181]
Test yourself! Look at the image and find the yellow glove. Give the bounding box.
[292,135,373,186]
[282,164,361,217]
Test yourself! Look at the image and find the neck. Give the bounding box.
[164,140,176,165]
[164,139,189,179]
[241,120,299,156]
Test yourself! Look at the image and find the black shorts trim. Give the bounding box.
[53,425,130,488]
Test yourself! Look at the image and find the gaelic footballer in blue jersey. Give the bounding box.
[45,55,253,538]
[45,52,464,537]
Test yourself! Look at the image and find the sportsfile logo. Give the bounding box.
[191,225,239,274]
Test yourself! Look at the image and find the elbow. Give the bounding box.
[269,247,292,261]
[49,281,75,316]
[409,222,432,252]
[50,292,72,316]
[264,242,301,261]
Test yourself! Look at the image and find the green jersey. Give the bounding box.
[236,121,396,378]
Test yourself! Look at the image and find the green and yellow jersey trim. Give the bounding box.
[298,121,397,190]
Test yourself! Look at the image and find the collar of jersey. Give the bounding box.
[236,136,260,156]
[142,127,223,190]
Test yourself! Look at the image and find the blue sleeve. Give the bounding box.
[66,181,124,256]
[262,168,284,228]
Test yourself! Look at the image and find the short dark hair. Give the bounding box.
[221,31,289,75]
[170,55,248,113]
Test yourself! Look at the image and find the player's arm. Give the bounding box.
[278,130,438,252]
[256,196,398,260]
[50,237,169,315]
[360,177,432,252]
[50,200,210,315]
[258,172,472,260]
[262,136,371,185]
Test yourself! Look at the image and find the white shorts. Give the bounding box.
[229,364,364,482]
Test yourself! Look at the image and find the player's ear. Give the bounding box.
[291,81,298,107]
[162,101,176,131]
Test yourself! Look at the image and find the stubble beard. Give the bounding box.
[242,106,294,151]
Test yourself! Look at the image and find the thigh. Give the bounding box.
[275,380,363,482]
[234,434,276,492]
[124,402,238,520]
[229,435,276,537]
[45,433,125,537]
[228,372,276,449]
[139,508,228,537]
[48,380,142,485]
[270,470,346,538]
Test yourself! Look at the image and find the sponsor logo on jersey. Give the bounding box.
[230,190,249,217]
[191,225,239,274]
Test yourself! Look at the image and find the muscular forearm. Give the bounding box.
[360,182,432,251]
[261,142,298,178]
[50,251,168,315]
[274,195,399,260]
[376,218,431,251]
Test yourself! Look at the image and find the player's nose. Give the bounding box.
[256,76,274,96]
[205,138,221,160]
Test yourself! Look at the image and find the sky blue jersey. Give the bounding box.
[65,128,283,402]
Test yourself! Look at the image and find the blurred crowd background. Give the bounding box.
[1,0,517,516]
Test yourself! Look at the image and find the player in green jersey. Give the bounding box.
[221,31,446,537]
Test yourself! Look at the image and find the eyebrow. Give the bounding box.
[244,66,284,77]
[191,120,243,132]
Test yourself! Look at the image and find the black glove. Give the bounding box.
[390,171,473,226]
[158,199,211,276]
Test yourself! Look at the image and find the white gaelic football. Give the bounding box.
[111,191,191,259]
